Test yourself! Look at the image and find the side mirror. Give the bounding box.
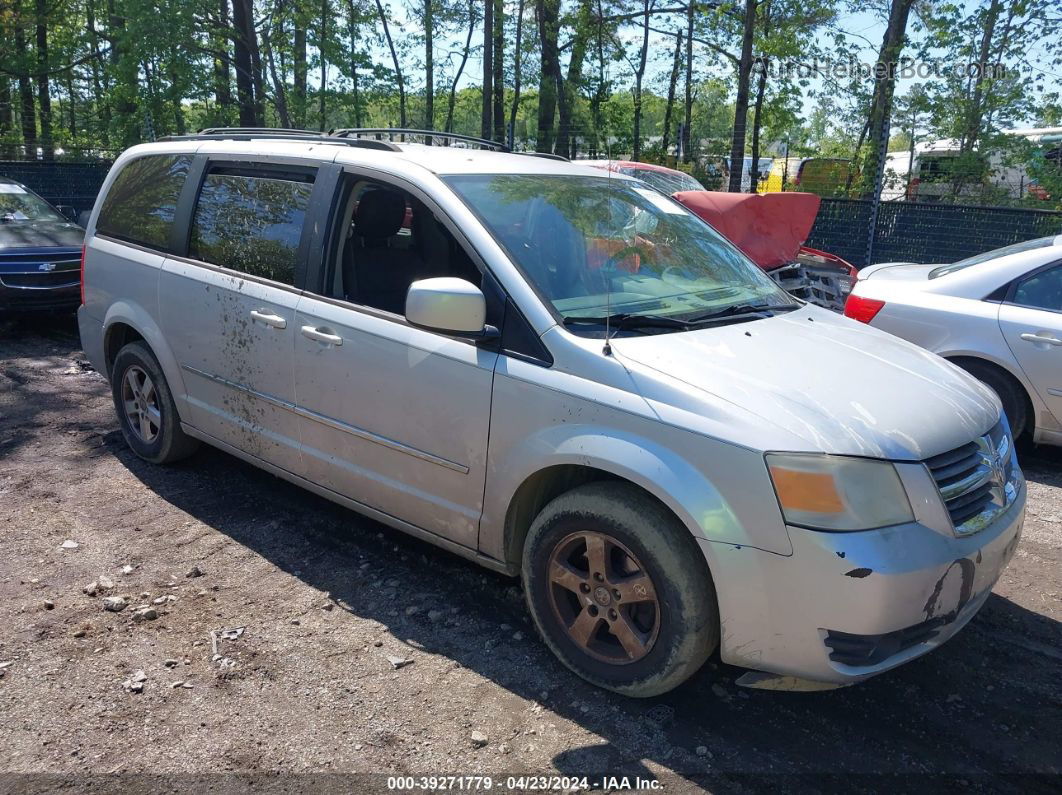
[405,277,498,340]
[77,210,91,228]
[55,204,77,222]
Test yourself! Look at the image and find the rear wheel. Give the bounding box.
[110,341,198,464]
[955,359,1029,439]
[522,482,718,697]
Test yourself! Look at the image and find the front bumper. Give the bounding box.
[704,476,1025,685]
[0,279,80,311]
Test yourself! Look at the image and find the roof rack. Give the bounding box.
[160,128,401,152]
[332,128,509,152]
[518,151,570,162]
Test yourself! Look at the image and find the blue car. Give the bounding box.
[0,176,84,312]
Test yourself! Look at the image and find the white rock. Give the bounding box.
[60,540,79,550]
[97,576,115,590]
[121,565,134,575]
[471,730,488,748]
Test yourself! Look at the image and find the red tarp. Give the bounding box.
[671,191,822,270]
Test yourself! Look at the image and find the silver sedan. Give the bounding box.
[846,235,1062,446]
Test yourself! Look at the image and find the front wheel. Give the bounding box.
[522,482,719,697]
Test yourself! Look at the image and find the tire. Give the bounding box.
[956,360,1029,439]
[110,341,198,464]
[522,482,719,697]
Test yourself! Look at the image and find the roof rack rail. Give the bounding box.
[197,127,320,137]
[160,128,401,152]
[332,128,509,152]
[518,151,570,162]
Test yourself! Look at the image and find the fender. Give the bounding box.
[103,300,191,412]
[481,419,793,562]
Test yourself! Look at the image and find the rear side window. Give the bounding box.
[96,155,192,250]
[189,171,313,286]
[1013,266,1062,312]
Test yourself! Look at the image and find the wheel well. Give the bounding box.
[503,465,679,570]
[103,323,145,378]
[946,355,1034,429]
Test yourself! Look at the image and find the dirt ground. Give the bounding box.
[1,312,1060,794]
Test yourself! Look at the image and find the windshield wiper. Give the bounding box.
[686,301,801,325]
[563,312,690,331]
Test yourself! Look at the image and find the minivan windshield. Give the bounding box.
[445,174,793,325]
[929,235,1062,278]
[0,183,65,223]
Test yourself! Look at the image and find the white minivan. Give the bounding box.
[78,128,1024,696]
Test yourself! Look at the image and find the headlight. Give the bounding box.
[766,453,914,531]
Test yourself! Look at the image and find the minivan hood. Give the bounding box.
[612,306,998,460]
[0,220,84,250]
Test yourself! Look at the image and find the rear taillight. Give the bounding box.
[844,294,885,323]
[79,244,86,306]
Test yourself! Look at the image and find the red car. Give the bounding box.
[582,160,857,311]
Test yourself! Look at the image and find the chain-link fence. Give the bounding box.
[807,198,1062,267]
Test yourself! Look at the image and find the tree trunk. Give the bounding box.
[535,0,560,153]
[557,0,591,159]
[374,0,406,126]
[263,23,292,127]
[35,0,53,160]
[661,30,682,161]
[748,57,767,192]
[65,73,76,136]
[682,0,693,162]
[481,0,493,140]
[961,0,1003,154]
[318,0,328,130]
[86,0,111,131]
[346,0,362,126]
[631,0,651,162]
[213,0,233,121]
[726,0,757,192]
[293,10,307,126]
[492,0,505,143]
[425,0,434,130]
[508,0,526,148]
[446,2,477,134]
[0,79,13,158]
[860,0,914,198]
[231,0,258,126]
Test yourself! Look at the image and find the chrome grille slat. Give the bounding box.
[924,421,1016,535]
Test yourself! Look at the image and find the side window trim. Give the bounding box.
[170,155,208,257]
[183,157,321,290]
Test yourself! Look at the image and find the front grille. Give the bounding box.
[0,253,80,290]
[0,269,80,289]
[924,421,1015,534]
[825,619,947,666]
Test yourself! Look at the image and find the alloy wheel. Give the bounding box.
[546,530,660,664]
[121,365,162,444]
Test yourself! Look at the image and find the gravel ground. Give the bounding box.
[1,313,1060,794]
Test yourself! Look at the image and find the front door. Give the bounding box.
[292,177,496,548]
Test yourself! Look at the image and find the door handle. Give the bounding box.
[1020,332,1062,346]
[301,325,343,346]
[250,309,287,329]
